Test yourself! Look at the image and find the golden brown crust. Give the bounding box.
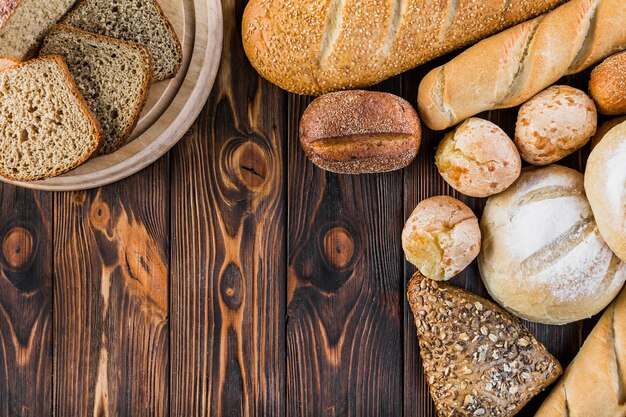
[408,272,562,417]
[44,24,154,153]
[242,0,562,95]
[589,51,626,115]
[418,0,626,130]
[299,90,421,174]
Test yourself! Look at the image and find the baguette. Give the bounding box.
[418,0,626,130]
[242,0,563,95]
[535,285,626,417]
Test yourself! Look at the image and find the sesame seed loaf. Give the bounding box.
[41,25,153,154]
[407,273,562,417]
[242,0,563,95]
[62,0,182,82]
[0,0,77,61]
[0,56,102,181]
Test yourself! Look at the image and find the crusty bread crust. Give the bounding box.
[418,0,626,130]
[589,51,626,115]
[0,0,21,30]
[42,24,154,153]
[0,55,103,181]
[242,0,562,95]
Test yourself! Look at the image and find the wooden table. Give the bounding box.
[0,1,600,416]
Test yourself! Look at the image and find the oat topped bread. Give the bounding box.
[62,0,182,81]
[0,0,77,60]
[0,56,102,181]
[41,25,153,154]
[407,273,562,417]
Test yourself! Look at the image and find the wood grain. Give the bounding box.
[3,0,223,191]
[169,0,286,415]
[53,158,169,417]
[0,186,52,417]
[286,76,404,417]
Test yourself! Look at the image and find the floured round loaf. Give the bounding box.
[585,120,626,262]
[478,165,626,325]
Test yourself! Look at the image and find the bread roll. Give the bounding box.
[478,165,626,325]
[585,120,626,262]
[515,86,597,165]
[242,0,562,95]
[299,91,421,174]
[418,0,626,130]
[535,285,626,417]
[591,116,626,149]
[589,51,626,115]
[403,196,480,281]
[436,118,521,197]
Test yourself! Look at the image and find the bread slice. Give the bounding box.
[62,0,182,81]
[41,25,153,154]
[0,0,77,60]
[407,273,562,417]
[0,56,102,181]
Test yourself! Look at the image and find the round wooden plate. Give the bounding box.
[2,0,223,191]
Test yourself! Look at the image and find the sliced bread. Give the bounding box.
[41,25,153,154]
[0,56,102,181]
[0,0,77,60]
[62,0,182,81]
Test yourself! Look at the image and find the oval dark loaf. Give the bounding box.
[299,91,421,174]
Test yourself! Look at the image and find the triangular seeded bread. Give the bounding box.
[41,25,153,154]
[0,56,102,181]
[407,273,562,417]
[0,0,77,61]
[62,0,182,81]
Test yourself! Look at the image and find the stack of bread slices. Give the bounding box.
[0,0,182,181]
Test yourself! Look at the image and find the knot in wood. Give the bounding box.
[322,226,355,271]
[2,226,33,270]
[220,263,243,310]
[225,139,269,191]
[89,200,111,230]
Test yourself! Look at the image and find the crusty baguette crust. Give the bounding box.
[535,285,626,417]
[242,0,563,95]
[42,24,154,153]
[418,0,626,130]
[64,0,182,81]
[0,55,103,181]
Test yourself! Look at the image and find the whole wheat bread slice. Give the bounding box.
[62,0,182,81]
[0,56,102,181]
[0,0,77,60]
[41,25,153,154]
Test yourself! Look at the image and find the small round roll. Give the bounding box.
[479,165,626,325]
[402,196,480,281]
[585,120,626,262]
[515,86,597,165]
[435,118,521,197]
[589,51,626,115]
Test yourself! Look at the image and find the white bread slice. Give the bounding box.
[41,25,153,154]
[0,0,77,60]
[62,0,182,81]
[0,56,102,181]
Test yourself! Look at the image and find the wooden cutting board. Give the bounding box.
[2,0,223,191]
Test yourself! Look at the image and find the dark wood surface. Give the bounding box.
[0,0,606,416]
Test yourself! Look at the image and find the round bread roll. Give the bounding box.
[478,165,626,325]
[435,118,521,197]
[402,196,480,281]
[515,86,597,165]
[589,51,626,115]
[591,116,626,150]
[585,120,626,262]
